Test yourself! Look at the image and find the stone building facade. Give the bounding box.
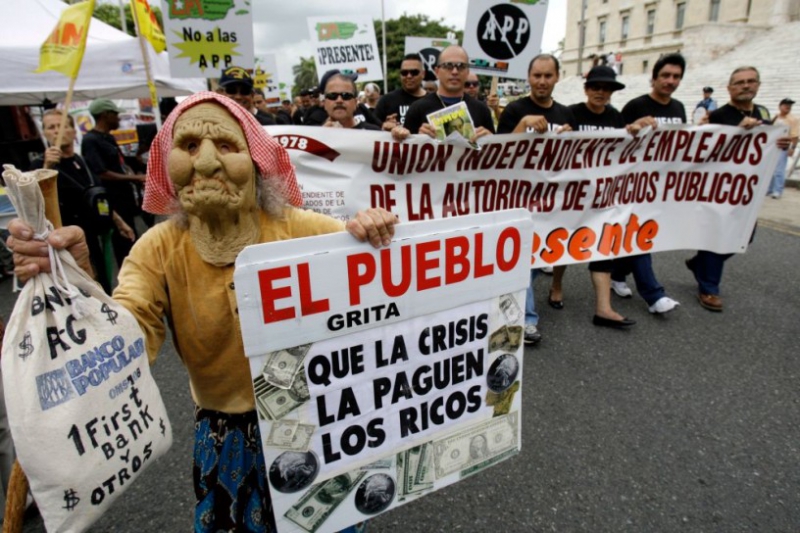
[561,0,800,77]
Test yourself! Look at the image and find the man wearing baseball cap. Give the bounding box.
[768,97,798,198]
[81,98,146,266]
[216,66,275,125]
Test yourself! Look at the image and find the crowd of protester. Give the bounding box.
[0,45,796,532]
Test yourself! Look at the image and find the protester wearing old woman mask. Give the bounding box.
[7,92,397,532]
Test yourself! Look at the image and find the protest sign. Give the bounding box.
[404,36,459,81]
[263,124,785,266]
[462,0,548,79]
[255,53,281,104]
[160,0,254,78]
[307,16,383,82]
[235,211,532,532]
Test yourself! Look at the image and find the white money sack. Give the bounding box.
[0,165,172,532]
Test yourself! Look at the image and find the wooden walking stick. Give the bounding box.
[2,169,62,533]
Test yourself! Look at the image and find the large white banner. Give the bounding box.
[264,125,785,267]
[307,16,383,82]
[404,36,459,81]
[160,0,255,78]
[235,212,532,532]
[462,0,548,80]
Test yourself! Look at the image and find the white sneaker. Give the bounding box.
[611,280,633,298]
[540,266,553,274]
[648,296,680,314]
[524,324,542,345]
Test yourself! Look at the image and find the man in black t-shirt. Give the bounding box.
[685,66,790,312]
[39,110,135,293]
[496,53,575,345]
[611,53,686,315]
[399,46,495,140]
[82,98,146,267]
[374,53,428,130]
[321,73,380,131]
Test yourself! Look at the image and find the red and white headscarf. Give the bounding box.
[143,91,303,215]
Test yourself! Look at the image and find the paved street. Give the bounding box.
[6,191,799,533]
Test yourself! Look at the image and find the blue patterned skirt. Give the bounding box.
[192,408,366,533]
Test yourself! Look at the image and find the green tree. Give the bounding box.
[373,15,462,92]
[90,1,163,37]
[292,57,318,97]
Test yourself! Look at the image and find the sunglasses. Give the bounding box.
[464,81,480,88]
[400,69,421,77]
[224,85,252,96]
[438,62,468,72]
[325,92,356,101]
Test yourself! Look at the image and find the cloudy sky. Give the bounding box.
[250,0,567,86]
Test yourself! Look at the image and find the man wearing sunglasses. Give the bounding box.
[464,73,483,101]
[374,53,427,131]
[400,46,495,141]
[322,72,380,130]
[216,66,275,126]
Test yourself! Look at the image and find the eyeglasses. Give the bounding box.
[464,81,480,88]
[324,92,356,101]
[224,85,252,96]
[730,79,760,87]
[400,69,421,77]
[438,62,468,72]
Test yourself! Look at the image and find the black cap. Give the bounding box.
[703,86,714,93]
[318,69,358,94]
[584,65,625,91]
[780,98,795,105]
[299,89,309,97]
[219,66,254,89]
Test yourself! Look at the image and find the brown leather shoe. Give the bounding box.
[697,293,723,312]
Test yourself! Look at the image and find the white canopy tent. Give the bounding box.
[0,0,206,106]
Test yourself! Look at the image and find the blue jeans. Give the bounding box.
[686,251,733,295]
[525,268,539,326]
[611,254,665,306]
[768,149,788,196]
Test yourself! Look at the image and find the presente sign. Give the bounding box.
[263,125,785,265]
[160,0,255,78]
[307,16,383,82]
[404,36,459,81]
[235,211,532,532]
[462,0,548,79]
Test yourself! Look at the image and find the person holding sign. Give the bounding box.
[686,66,791,312]
[374,53,427,130]
[496,53,577,345]
[566,66,655,328]
[6,91,397,532]
[611,53,687,315]
[399,46,495,143]
[322,72,381,131]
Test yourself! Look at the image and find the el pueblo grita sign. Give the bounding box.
[235,211,532,532]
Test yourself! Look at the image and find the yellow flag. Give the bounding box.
[131,0,166,53]
[36,0,95,78]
